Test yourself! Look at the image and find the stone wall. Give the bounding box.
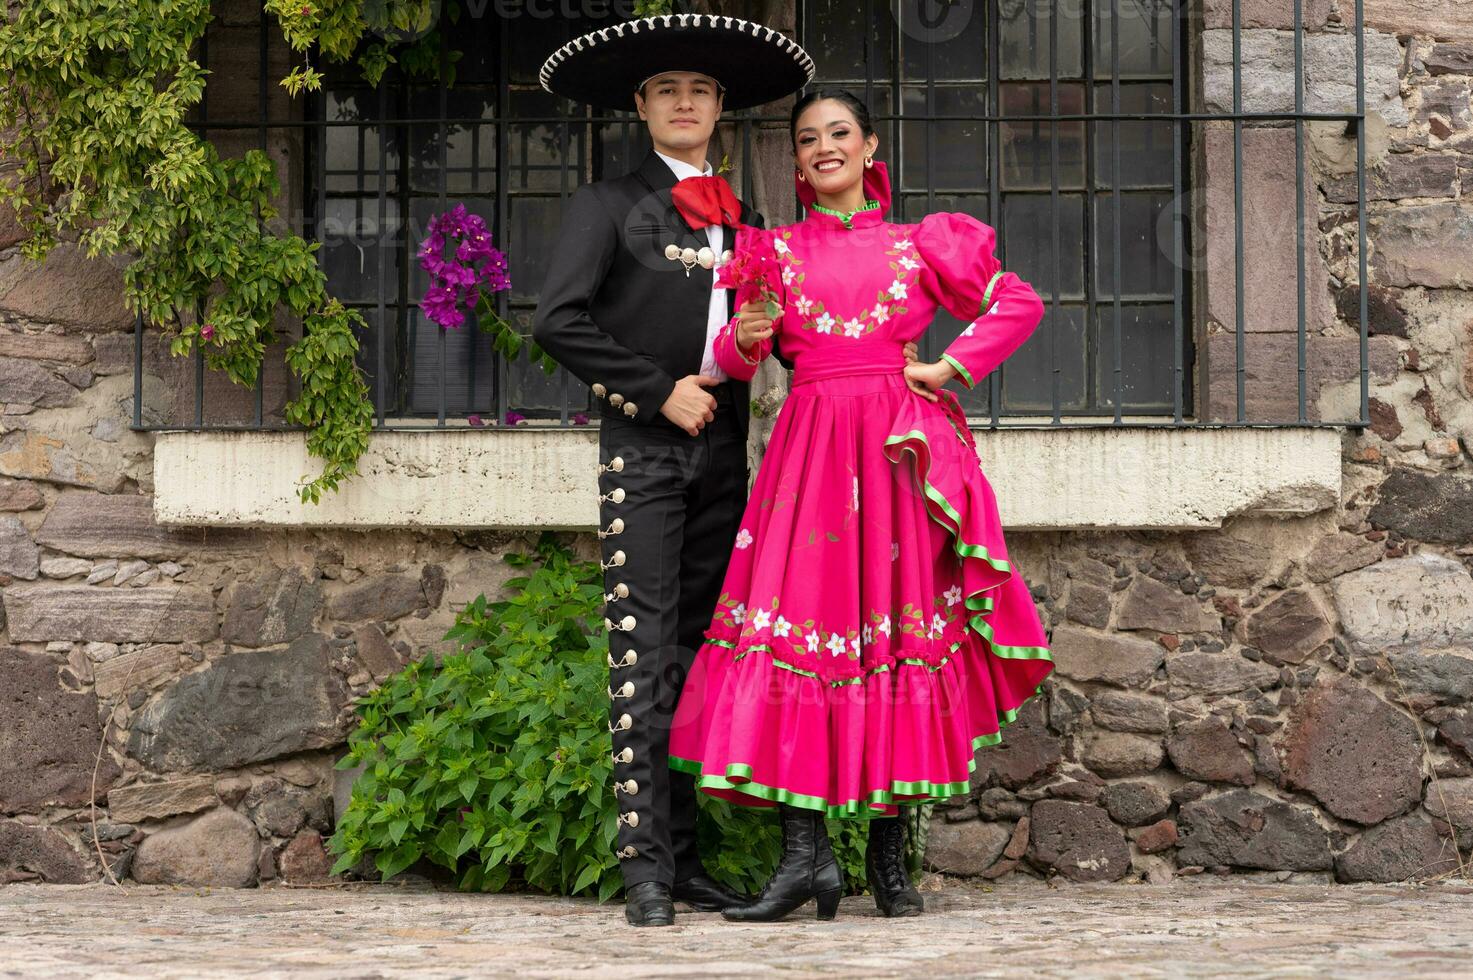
[3,1,1473,889]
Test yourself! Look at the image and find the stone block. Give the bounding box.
[1178,789,1332,870]
[0,516,39,580]
[1203,334,1398,424]
[1026,800,1131,882]
[0,245,136,332]
[924,818,1013,876]
[130,808,260,888]
[1331,553,1473,652]
[1050,625,1164,688]
[1335,815,1460,883]
[107,775,220,823]
[0,647,120,812]
[3,583,217,643]
[1238,588,1333,665]
[127,635,349,772]
[0,820,96,884]
[1164,652,1280,695]
[1167,716,1256,786]
[1117,576,1220,634]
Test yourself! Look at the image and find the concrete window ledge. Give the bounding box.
[154,426,1342,531]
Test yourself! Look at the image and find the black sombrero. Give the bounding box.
[539,14,814,112]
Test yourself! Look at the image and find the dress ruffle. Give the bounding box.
[668,373,1053,818]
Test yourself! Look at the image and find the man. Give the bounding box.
[532,15,814,927]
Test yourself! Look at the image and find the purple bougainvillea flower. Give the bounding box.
[504,411,526,426]
[418,205,511,330]
[467,413,485,427]
[200,324,215,341]
[571,412,590,426]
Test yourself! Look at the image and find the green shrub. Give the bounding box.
[328,533,901,899]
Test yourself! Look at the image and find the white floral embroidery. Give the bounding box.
[891,541,900,561]
[894,238,913,250]
[945,585,963,606]
[806,631,820,653]
[863,624,874,645]
[888,280,908,301]
[751,608,771,631]
[796,295,815,316]
[732,603,746,625]
[773,237,791,255]
[782,266,797,285]
[931,613,947,637]
[815,311,836,334]
[871,304,890,325]
[774,615,793,637]
[826,634,847,658]
[734,528,753,549]
[850,635,861,657]
[960,322,977,337]
[898,255,919,271]
[986,299,999,316]
[843,317,863,338]
[877,615,892,637]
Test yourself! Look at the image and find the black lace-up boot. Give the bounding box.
[866,816,924,917]
[721,804,844,922]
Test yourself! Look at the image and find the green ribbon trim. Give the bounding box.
[939,269,1008,390]
[808,198,882,230]
[882,427,1053,665]
[941,353,975,389]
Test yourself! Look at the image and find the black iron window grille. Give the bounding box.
[139,0,1371,434]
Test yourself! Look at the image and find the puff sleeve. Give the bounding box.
[914,213,1045,390]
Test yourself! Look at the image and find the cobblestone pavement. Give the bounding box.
[3,877,1473,978]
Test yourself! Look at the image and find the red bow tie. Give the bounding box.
[671,175,742,231]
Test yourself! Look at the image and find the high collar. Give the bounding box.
[796,158,893,228]
[654,148,714,182]
[806,199,885,230]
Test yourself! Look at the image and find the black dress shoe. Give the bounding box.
[866,815,924,917]
[722,804,844,923]
[672,873,753,911]
[624,880,675,927]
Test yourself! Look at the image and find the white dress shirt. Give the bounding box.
[655,149,729,383]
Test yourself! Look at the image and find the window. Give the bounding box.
[800,0,1189,421]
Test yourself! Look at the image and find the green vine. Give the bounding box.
[0,0,447,503]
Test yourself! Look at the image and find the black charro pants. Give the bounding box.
[597,383,747,890]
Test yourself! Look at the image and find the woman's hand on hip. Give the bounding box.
[903,359,957,402]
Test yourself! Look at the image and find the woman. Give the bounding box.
[668,89,1054,922]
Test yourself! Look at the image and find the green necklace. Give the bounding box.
[810,198,882,230]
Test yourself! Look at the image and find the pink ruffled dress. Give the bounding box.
[667,162,1054,818]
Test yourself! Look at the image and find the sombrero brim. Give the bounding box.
[539,14,814,112]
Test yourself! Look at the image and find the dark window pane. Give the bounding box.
[1092,191,1175,299]
[1003,304,1088,413]
[1094,0,1175,79]
[1001,0,1083,79]
[1092,84,1173,188]
[1003,192,1084,301]
[900,0,985,80]
[806,0,896,81]
[999,84,1086,190]
[321,197,401,304]
[900,85,988,191]
[1094,303,1177,412]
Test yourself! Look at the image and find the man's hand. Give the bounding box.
[660,374,720,436]
[734,299,774,357]
[903,359,957,403]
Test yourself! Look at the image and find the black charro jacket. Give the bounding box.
[531,148,765,436]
